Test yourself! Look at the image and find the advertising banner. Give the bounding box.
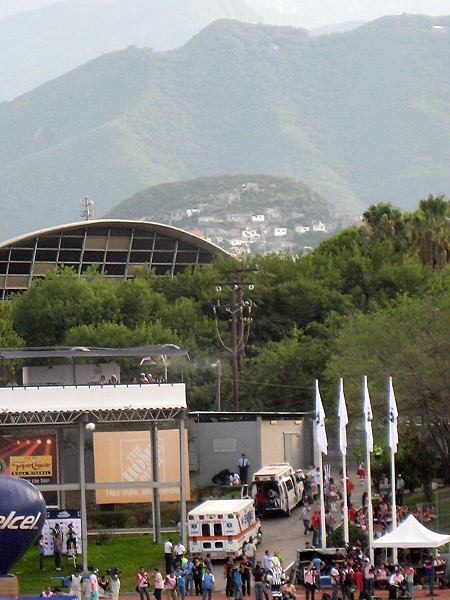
[0,434,57,505]
[93,430,190,504]
[42,509,82,557]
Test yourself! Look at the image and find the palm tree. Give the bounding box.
[407,195,449,269]
[363,203,407,251]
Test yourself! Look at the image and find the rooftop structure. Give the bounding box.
[0,219,229,299]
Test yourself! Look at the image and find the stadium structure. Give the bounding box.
[0,219,229,299]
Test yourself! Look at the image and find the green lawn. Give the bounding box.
[13,533,168,596]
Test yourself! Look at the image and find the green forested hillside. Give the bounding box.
[107,174,330,215]
[0,15,449,241]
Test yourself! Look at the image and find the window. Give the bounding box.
[201,524,211,537]
[213,523,222,536]
[285,478,294,492]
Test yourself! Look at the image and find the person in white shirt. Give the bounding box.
[90,568,99,600]
[313,468,322,498]
[244,538,257,568]
[68,567,83,600]
[110,568,121,600]
[165,539,174,574]
[238,454,250,485]
[174,540,186,565]
[330,566,340,600]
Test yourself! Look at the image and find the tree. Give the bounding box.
[325,292,450,484]
[363,203,407,251]
[0,302,24,384]
[11,267,106,346]
[407,194,449,269]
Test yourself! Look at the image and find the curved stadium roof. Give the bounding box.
[0,219,229,300]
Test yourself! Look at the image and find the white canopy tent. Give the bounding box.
[372,514,450,548]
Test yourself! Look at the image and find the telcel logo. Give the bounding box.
[0,511,42,530]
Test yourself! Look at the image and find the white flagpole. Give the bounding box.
[315,379,328,550]
[364,375,375,564]
[338,378,349,545]
[389,376,398,563]
[319,451,327,549]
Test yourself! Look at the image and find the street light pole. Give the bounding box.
[213,359,222,411]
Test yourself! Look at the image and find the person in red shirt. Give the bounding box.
[354,566,364,594]
[348,504,356,523]
[255,487,266,521]
[311,510,321,547]
[346,478,355,507]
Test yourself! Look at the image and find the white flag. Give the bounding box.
[338,378,348,456]
[315,379,328,455]
[388,376,399,454]
[363,375,373,453]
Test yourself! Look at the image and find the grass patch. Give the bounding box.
[12,533,168,595]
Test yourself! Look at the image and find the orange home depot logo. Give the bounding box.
[10,455,52,477]
[120,441,153,482]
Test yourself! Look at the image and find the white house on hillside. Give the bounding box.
[274,227,287,237]
[312,221,327,232]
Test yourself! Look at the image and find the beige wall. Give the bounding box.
[260,419,305,469]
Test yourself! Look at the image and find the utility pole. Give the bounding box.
[212,269,255,411]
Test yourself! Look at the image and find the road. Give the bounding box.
[213,504,312,591]
[213,466,367,590]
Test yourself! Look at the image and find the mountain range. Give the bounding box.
[1,0,449,101]
[0,15,449,242]
[0,0,258,101]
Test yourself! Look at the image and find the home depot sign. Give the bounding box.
[93,430,190,504]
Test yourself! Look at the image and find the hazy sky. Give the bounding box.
[1,0,449,22]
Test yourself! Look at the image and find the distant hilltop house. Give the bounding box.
[252,214,265,222]
[274,227,288,237]
[312,221,327,232]
[186,208,201,217]
[242,229,260,239]
[295,225,310,234]
[242,182,260,191]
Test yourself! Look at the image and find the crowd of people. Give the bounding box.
[298,467,439,549]
[143,547,294,600]
[299,547,446,600]
[41,566,121,600]
[130,373,167,384]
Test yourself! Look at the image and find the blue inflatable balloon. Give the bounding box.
[0,476,46,575]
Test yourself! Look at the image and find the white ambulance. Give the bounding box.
[250,463,304,516]
[187,498,261,559]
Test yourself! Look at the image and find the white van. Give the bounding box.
[249,463,304,516]
[187,498,261,559]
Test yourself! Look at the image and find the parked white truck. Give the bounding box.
[187,498,262,559]
[249,463,304,516]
